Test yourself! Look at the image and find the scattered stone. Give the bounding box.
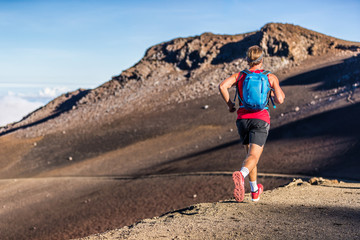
[193,194,197,198]
[68,156,73,161]
[62,131,66,134]
[33,142,37,146]
[280,113,284,117]
[309,177,339,185]
[202,105,209,110]
[309,177,323,185]
[229,128,233,132]
[295,106,300,112]
[286,178,309,187]
[310,101,316,105]
[328,97,333,101]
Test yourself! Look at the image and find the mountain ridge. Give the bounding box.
[1,23,359,137]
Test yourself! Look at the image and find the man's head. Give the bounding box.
[247,45,263,67]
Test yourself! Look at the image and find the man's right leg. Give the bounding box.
[245,144,264,201]
[248,165,263,201]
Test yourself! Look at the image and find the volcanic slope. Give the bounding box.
[0,23,359,240]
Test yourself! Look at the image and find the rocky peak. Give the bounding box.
[143,32,242,70]
[115,23,359,87]
[260,23,359,61]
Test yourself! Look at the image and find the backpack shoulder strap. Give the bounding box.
[233,71,244,104]
[235,71,242,82]
[242,69,252,75]
[261,70,271,76]
[261,70,277,109]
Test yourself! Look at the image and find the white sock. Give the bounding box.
[240,167,249,179]
[250,181,258,192]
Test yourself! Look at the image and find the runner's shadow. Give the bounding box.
[219,200,240,204]
[159,206,200,217]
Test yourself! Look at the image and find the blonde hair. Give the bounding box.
[247,45,263,66]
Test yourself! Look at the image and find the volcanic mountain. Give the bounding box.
[0,23,359,240]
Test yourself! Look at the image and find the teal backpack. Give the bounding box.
[234,69,275,111]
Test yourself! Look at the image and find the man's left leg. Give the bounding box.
[242,143,263,177]
[233,143,263,202]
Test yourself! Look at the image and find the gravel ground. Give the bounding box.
[80,178,360,240]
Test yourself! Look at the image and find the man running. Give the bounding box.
[218,45,285,202]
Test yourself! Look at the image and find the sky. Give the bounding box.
[0,0,359,126]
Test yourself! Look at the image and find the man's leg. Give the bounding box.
[249,166,257,182]
[242,144,257,181]
[242,143,264,177]
[233,143,263,202]
[244,144,260,190]
[245,143,265,201]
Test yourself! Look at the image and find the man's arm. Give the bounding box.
[268,73,285,104]
[218,72,239,112]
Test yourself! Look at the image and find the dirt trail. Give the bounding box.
[0,171,314,182]
[79,179,360,240]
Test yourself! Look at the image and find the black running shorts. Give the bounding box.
[236,119,270,147]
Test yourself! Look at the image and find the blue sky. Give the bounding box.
[0,0,359,125]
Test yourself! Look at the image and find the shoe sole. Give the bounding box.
[251,197,260,202]
[232,171,245,202]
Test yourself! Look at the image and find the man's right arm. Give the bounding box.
[268,74,285,104]
[219,72,239,112]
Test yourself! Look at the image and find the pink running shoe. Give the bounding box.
[251,184,263,202]
[232,171,245,202]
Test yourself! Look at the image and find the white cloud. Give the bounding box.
[38,86,70,98]
[0,86,77,126]
[0,95,43,127]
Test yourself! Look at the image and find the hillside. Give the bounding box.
[0,23,359,240]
